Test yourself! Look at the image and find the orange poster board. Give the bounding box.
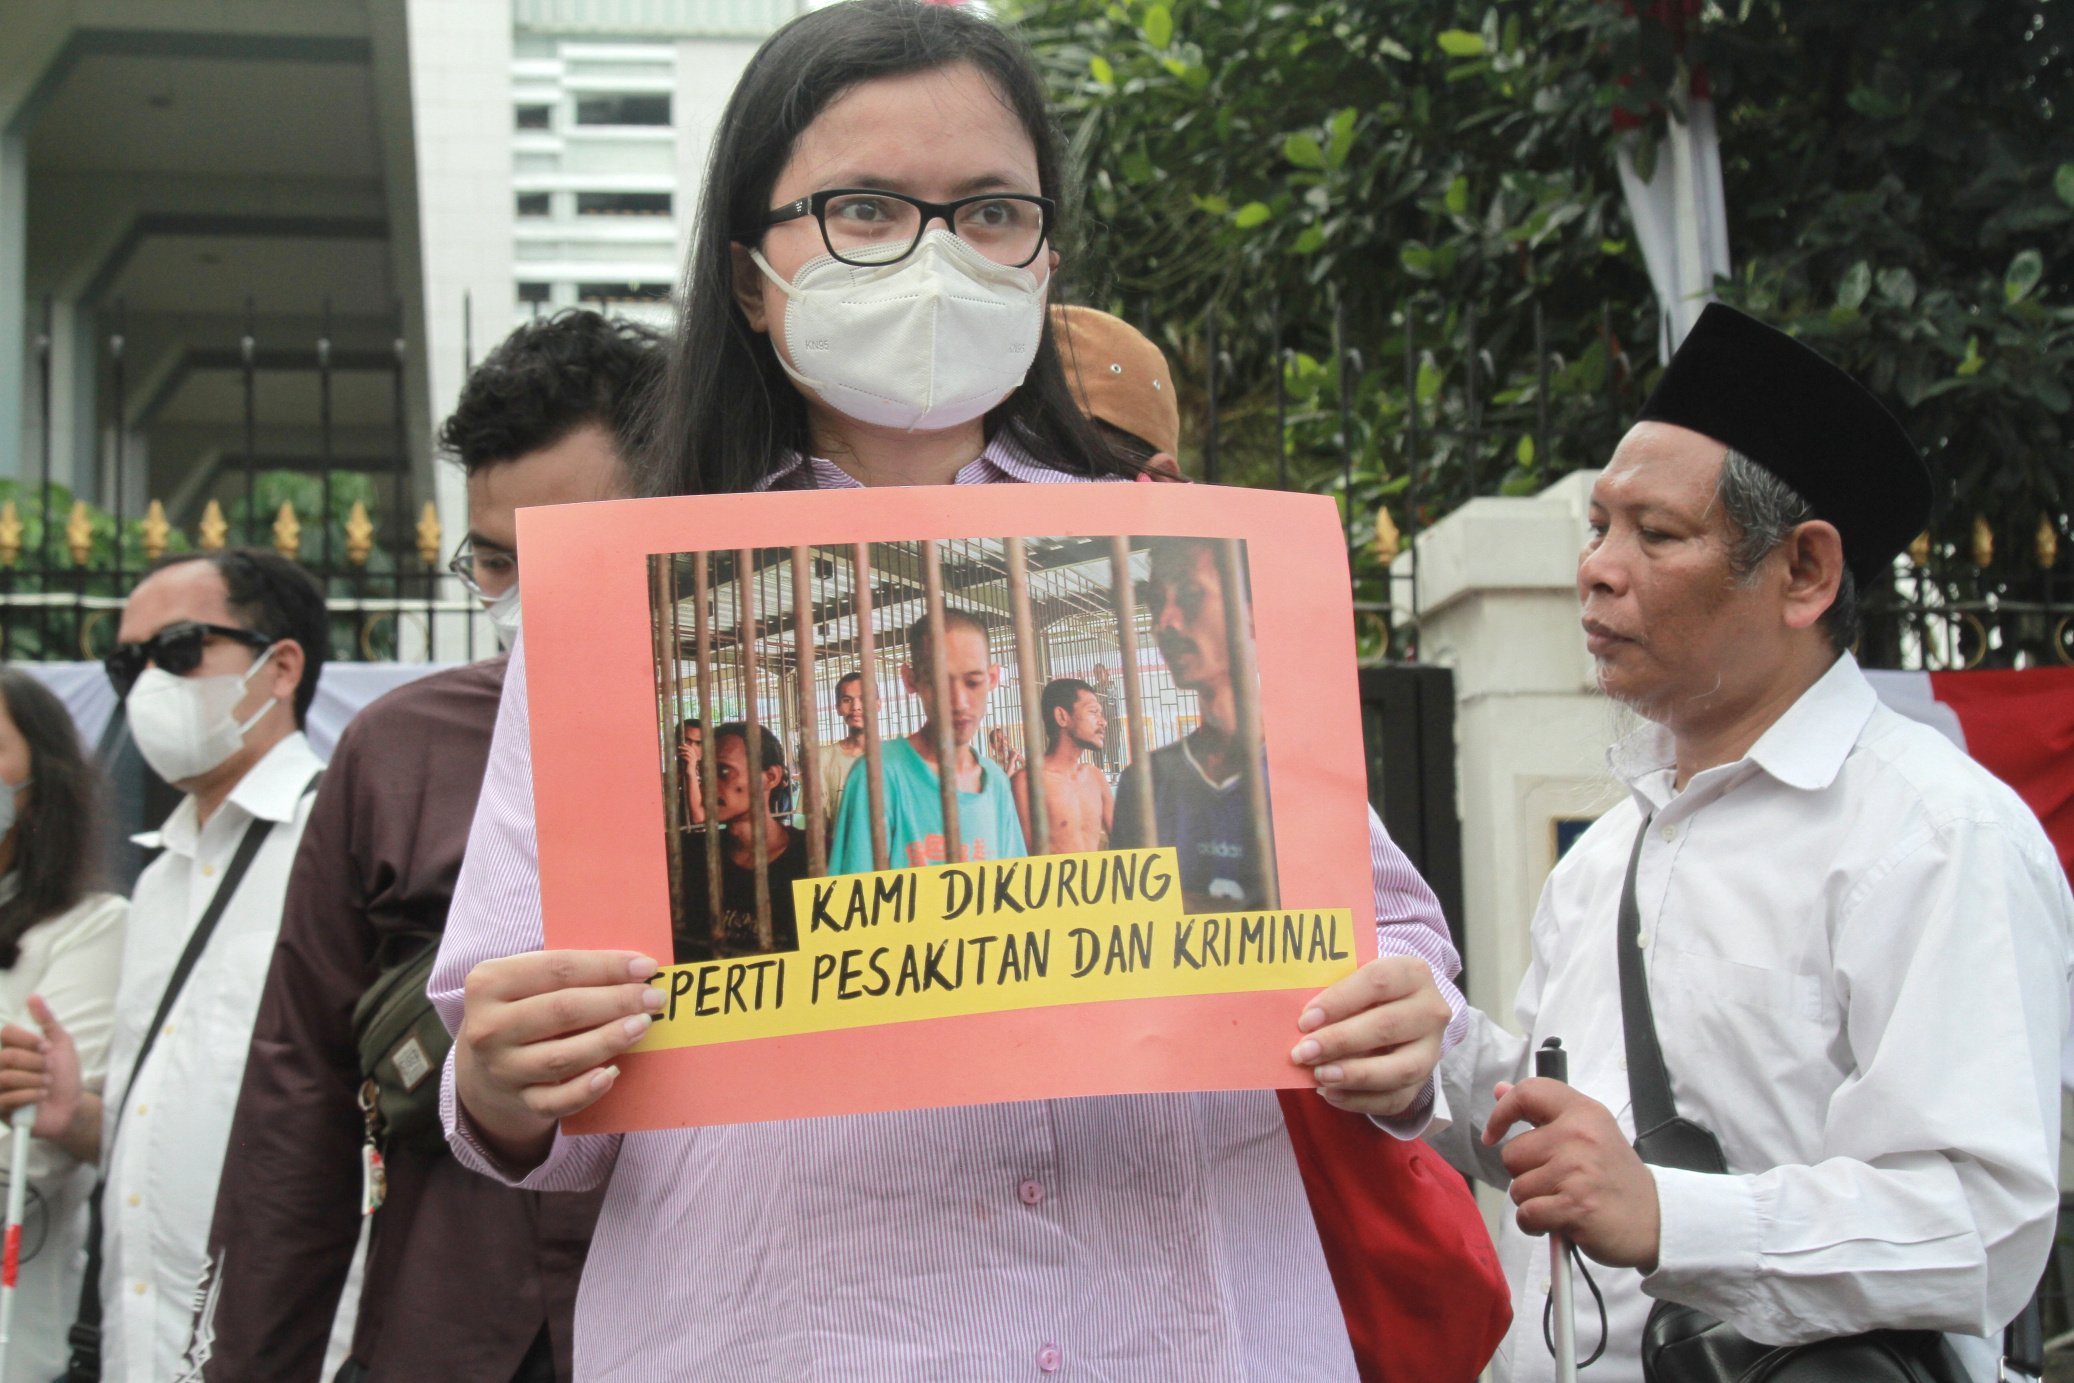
[519,483,1377,1132]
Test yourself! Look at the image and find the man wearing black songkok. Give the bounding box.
[1427,303,2074,1383]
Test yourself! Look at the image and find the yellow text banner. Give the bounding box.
[633,847,1356,1052]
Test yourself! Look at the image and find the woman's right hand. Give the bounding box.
[454,950,664,1167]
[0,994,85,1141]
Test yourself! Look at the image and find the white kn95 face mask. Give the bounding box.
[750,229,1047,433]
[125,645,279,785]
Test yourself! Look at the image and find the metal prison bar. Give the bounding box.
[654,538,1276,951]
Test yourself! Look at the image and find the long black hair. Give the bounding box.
[639,0,1137,496]
[0,667,103,968]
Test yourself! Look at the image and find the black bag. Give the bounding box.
[351,932,452,1157]
[1613,820,1970,1383]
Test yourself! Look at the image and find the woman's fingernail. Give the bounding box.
[1290,1039,1321,1064]
[588,1065,619,1092]
[1314,1064,1345,1086]
[643,986,666,1011]
[628,956,659,979]
[622,1014,651,1040]
[1297,1007,1327,1033]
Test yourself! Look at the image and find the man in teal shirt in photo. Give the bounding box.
[830,609,1027,874]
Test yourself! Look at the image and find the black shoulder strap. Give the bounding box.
[66,769,321,1381]
[1615,814,1728,1174]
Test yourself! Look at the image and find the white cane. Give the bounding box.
[1537,1038,1579,1383]
[0,1102,34,1377]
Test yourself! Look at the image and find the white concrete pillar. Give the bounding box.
[0,130,25,480]
[1394,470,1626,1022]
[403,0,513,657]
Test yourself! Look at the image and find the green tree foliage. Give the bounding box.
[1012,0,1660,625]
[1011,0,2073,663]
[1688,0,2072,611]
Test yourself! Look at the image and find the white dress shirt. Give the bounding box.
[0,886,125,1383]
[1432,653,2074,1383]
[100,732,328,1383]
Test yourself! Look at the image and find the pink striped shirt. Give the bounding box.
[433,436,1468,1379]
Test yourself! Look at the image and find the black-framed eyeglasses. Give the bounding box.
[760,188,1055,269]
[447,537,518,599]
[105,621,274,698]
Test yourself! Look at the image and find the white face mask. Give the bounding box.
[125,645,279,786]
[0,776,31,840]
[751,229,1047,433]
[484,584,522,649]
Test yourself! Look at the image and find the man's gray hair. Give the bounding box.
[1716,447,1859,652]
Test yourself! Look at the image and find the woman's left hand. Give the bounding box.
[1287,956,1452,1118]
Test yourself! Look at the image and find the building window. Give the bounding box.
[518,282,553,304]
[515,104,552,131]
[575,191,672,217]
[574,94,671,127]
[516,192,552,218]
[576,282,672,305]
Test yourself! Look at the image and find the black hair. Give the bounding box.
[835,670,864,691]
[1092,418,1159,467]
[439,309,666,473]
[640,0,1142,496]
[1040,676,1096,750]
[712,720,787,772]
[152,548,327,726]
[0,667,104,968]
[905,608,990,676]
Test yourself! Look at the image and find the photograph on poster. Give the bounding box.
[646,535,1280,967]
[521,482,1376,1129]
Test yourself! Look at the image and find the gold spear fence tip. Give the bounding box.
[1971,514,1994,570]
[345,500,374,567]
[273,501,302,560]
[1374,506,1401,564]
[1907,530,1932,568]
[66,500,93,566]
[2036,514,2059,572]
[0,501,21,568]
[198,499,228,551]
[141,500,171,562]
[416,502,442,566]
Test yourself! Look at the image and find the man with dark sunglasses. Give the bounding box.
[192,309,657,1383]
[6,546,329,1383]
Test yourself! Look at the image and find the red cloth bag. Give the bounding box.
[1279,1091,1513,1383]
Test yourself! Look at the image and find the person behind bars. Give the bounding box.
[1112,537,1275,912]
[1011,676,1113,855]
[829,609,1026,873]
[676,721,808,960]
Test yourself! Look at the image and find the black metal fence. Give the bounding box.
[0,293,487,669]
[4,289,2067,672]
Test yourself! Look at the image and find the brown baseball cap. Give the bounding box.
[1051,305,1181,459]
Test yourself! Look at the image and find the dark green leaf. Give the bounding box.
[1836,260,1871,310]
[2004,249,2043,304]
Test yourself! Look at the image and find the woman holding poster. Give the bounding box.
[431,2,1509,1378]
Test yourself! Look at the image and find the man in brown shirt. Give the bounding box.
[194,311,659,1382]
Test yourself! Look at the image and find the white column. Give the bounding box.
[0,130,25,480]
[403,0,513,657]
[1393,470,1625,1022]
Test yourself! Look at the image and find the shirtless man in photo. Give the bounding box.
[1012,677,1115,855]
